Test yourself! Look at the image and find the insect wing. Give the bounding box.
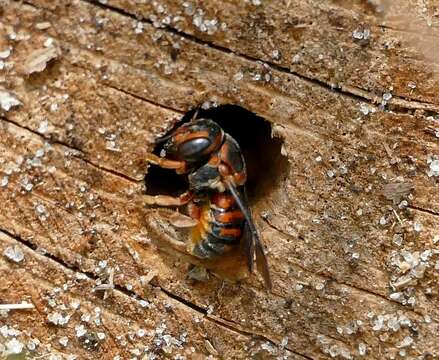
[225,181,272,290]
[254,233,272,290]
[242,220,255,273]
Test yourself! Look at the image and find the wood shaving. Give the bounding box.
[22,46,59,75]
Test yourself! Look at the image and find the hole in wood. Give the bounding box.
[144,104,288,204]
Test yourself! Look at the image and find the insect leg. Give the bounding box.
[143,191,193,206]
[187,201,201,220]
[158,234,188,253]
[145,153,188,174]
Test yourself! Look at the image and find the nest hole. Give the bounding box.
[145,104,288,204]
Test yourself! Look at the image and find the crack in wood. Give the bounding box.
[82,0,439,115]
[207,315,315,360]
[0,228,311,358]
[378,24,439,40]
[261,217,437,319]
[104,83,185,116]
[408,205,439,217]
[159,288,314,359]
[0,116,141,184]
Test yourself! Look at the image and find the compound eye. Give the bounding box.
[178,137,211,160]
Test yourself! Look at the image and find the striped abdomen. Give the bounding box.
[190,191,245,259]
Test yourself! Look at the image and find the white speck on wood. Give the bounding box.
[0,89,21,111]
[3,245,24,263]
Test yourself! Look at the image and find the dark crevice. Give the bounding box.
[0,226,204,314]
[1,228,97,280]
[104,83,184,115]
[408,205,439,217]
[206,315,315,360]
[145,165,188,197]
[80,158,141,184]
[1,228,39,252]
[83,0,439,115]
[1,115,83,154]
[161,288,313,359]
[145,104,289,205]
[159,286,207,314]
[0,116,140,184]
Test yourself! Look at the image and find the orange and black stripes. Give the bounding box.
[148,116,272,289]
[190,190,245,259]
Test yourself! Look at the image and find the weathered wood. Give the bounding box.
[1,232,285,359]
[0,0,438,359]
[95,0,439,108]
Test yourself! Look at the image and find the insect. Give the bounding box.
[143,115,272,289]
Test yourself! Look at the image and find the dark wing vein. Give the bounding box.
[225,180,272,290]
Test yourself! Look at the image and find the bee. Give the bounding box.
[143,115,272,289]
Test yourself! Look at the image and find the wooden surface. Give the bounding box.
[0,0,438,359]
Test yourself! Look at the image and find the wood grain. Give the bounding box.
[0,0,438,358]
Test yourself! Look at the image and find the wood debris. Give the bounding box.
[22,46,59,75]
[0,89,21,111]
[383,182,414,203]
[0,303,34,310]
